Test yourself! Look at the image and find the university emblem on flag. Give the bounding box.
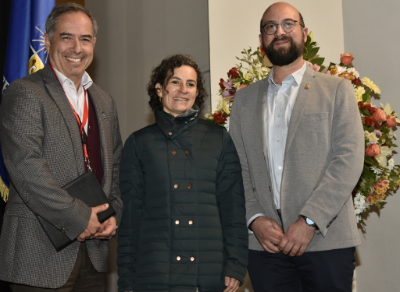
[29,27,48,75]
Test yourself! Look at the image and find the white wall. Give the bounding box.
[208,0,345,111]
[343,1,400,291]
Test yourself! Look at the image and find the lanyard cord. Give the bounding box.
[49,62,92,171]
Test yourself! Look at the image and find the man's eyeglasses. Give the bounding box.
[261,19,304,35]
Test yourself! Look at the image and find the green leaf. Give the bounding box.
[310,57,325,66]
[307,47,320,59]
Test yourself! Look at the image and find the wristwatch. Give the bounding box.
[301,215,319,230]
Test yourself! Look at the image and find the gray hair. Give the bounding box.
[45,3,98,42]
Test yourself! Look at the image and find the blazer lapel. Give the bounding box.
[284,66,316,154]
[87,86,112,189]
[256,78,271,171]
[42,64,85,175]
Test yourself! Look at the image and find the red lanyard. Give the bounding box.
[49,62,92,171]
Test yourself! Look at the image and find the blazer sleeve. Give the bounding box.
[299,78,364,236]
[108,96,124,225]
[216,129,248,284]
[230,92,266,222]
[117,133,144,292]
[0,81,91,240]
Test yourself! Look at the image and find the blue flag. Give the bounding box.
[1,0,55,202]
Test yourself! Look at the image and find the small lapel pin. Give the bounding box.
[102,112,106,119]
[304,83,310,89]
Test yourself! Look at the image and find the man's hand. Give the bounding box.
[94,216,117,239]
[278,217,315,257]
[251,216,284,253]
[223,276,240,292]
[77,203,109,242]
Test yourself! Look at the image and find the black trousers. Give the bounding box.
[248,247,356,292]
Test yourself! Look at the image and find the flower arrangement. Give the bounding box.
[207,32,400,227]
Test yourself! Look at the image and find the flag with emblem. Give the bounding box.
[1,0,55,202]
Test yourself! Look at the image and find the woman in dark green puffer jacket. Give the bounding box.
[117,55,248,292]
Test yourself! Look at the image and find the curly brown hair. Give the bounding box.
[147,54,208,111]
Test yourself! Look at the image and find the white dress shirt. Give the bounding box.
[53,68,93,134]
[247,62,307,231]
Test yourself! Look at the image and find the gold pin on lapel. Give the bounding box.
[304,83,310,89]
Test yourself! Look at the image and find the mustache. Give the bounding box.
[270,35,293,45]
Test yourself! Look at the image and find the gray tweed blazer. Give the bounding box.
[0,63,123,288]
[230,66,364,252]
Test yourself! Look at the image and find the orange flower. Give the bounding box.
[259,45,266,56]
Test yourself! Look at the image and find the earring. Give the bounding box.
[159,97,162,102]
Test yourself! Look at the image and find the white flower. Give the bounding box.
[356,214,362,223]
[364,131,378,145]
[224,117,230,132]
[388,158,395,171]
[336,65,347,75]
[347,67,360,78]
[355,86,365,102]
[371,165,382,174]
[388,128,396,139]
[354,193,366,208]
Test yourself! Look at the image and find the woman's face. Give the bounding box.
[156,65,198,117]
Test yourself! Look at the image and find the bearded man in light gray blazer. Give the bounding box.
[0,3,122,292]
[230,2,364,292]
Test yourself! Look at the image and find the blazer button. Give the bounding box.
[172,151,177,155]
[188,220,193,225]
[187,184,191,189]
[175,220,180,225]
[168,132,172,136]
[185,151,189,155]
[176,256,181,261]
[174,184,178,189]
[190,257,195,261]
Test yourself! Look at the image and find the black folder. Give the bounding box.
[37,171,116,251]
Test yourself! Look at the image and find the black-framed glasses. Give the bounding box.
[262,19,304,35]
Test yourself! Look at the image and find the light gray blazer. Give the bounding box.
[0,64,123,288]
[230,66,364,252]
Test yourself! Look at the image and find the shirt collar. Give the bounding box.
[52,67,93,90]
[268,61,307,87]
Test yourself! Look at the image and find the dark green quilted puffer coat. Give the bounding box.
[117,106,248,292]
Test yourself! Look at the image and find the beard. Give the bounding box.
[263,35,304,66]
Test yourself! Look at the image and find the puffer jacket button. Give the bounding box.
[187,184,191,189]
[176,256,181,261]
[190,257,195,261]
[175,220,180,225]
[168,132,172,135]
[188,220,193,225]
[185,151,189,155]
[172,151,177,155]
[174,184,178,189]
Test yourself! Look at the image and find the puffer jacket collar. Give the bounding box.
[155,105,200,140]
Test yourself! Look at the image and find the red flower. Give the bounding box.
[227,67,240,78]
[373,122,381,129]
[212,110,228,123]
[260,45,266,56]
[364,117,374,126]
[219,78,225,90]
[364,104,376,115]
[358,101,365,109]
[352,78,362,86]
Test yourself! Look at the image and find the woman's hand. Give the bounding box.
[223,276,240,292]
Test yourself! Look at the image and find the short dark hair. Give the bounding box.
[46,3,98,42]
[147,54,208,111]
[260,11,305,34]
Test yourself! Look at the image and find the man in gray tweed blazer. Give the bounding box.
[230,2,364,292]
[0,3,122,292]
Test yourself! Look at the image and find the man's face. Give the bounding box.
[45,12,96,85]
[259,3,307,67]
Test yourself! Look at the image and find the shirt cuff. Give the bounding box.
[247,213,265,235]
